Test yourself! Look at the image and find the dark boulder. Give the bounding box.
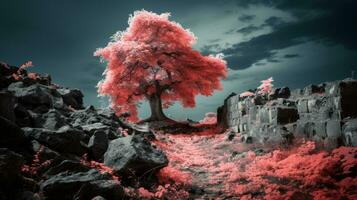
[0,91,16,122]
[45,160,91,176]
[88,131,109,161]
[342,118,357,146]
[0,116,33,157]
[40,169,112,200]
[303,84,325,95]
[22,126,88,156]
[33,109,68,130]
[14,104,33,127]
[269,87,290,100]
[8,82,63,112]
[31,140,60,162]
[73,180,125,200]
[0,148,25,199]
[104,135,168,176]
[58,88,84,109]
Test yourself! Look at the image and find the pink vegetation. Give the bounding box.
[19,60,33,70]
[80,154,119,181]
[154,128,357,199]
[199,112,217,125]
[22,145,53,177]
[258,77,274,95]
[240,91,255,98]
[95,10,227,121]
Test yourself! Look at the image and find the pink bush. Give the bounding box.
[257,77,274,95]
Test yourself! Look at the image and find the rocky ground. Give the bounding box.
[1,62,357,200]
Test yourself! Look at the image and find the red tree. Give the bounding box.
[95,10,227,121]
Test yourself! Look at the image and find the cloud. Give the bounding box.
[218,0,357,70]
[283,54,299,58]
[236,25,263,35]
[238,14,256,22]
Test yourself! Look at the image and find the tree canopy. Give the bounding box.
[95,10,227,121]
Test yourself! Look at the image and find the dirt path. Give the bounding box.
[154,129,357,200]
[155,130,254,199]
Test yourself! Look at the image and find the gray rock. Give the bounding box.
[22,126,88,156]
[297,99,308,113]
[45,160,91,176]
[104,135,168,176]
[91,196,107,200]
[0,116,33,157]
[342,119,357,146]
[40,169,111,200]
[73,180,124,200]
[14,104,33,127]
[31,140,60,162]
[8,82,63,111]
[81,123,109,135]
[326,120,341,138]
[0,148,24,199]
[0,91,16,122]
[58,88,84,109]
[34,109,68,130]
[88,131,109,161]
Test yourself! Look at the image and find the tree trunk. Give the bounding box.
[148,94,168,121]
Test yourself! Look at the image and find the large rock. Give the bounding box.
[0,116,33,157]
[0,91,16,122]
[33,109,68,130]
[8,82,63,111]
[22,126,88,156]
[40,169,112,200]
[342,119,357,146]
[269,87,290,99]
[73,180,125,200]
[45,160,91,176]
[14,104,33,127]
[104,135,168,176]
[88,131,109,161]
[58,88,84,109]
[0,148,25,199]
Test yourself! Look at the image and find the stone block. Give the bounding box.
[326,120,341,138]
[297,99,308,113]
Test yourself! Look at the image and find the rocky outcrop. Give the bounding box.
[219,79,357,149]
[0,62,167,199]
[39,169,120,200]
[104,134,168,176]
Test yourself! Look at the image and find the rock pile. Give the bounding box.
[218,79,357,149]
[0,62,168,200]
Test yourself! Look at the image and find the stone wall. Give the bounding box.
[218,79,357,148]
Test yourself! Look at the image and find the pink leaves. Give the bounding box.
[95,10,227,121]
[258,77,274,95]
[240,91,255,98]
[199,112,217,125]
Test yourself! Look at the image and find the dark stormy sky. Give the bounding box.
[1,0,357,120]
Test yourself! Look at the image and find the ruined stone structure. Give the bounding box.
[217,79,357,148]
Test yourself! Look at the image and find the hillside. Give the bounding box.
[0,62,356,200]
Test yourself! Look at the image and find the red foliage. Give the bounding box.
[95,10,227,121]
[199,112,217,125]
[240,91,255,98]
[80,154,119,181]
[22,145,53,177]
[154,129,357,199]
[258,77,274,95]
